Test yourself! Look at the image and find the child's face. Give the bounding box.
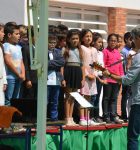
[69,34,79,48]
[8,29,20,44]
[94,37,103,51]
[0,27,4,42]
[82,31,92,47]
[108,36,118,49]
[126,37,133,48]
[19,27,28,42]
[48,39,57,50]
[59,39,66,48]
[117,37,123,49]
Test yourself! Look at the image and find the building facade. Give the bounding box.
[0,0,140,39]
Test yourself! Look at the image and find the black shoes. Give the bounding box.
[103,116,124,124]
[111,116,124,124]
[103,117,112,124]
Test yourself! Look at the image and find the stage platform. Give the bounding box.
[0,122,140,150]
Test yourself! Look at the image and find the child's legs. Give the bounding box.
[80,108,85,119]
[80,108,89,120]
[95,78,103,107]
[0,80,5,105]
[47,85,60,120]
[110,83,120,118]
[121,85,129,119]
[69,98,74,118]
[64,87,76,118]
[80,95,91,119]
[47,85,52,118]
[12,79,21,99]
[91,95,97,107]
[102,84,112,118]
[5,79,16,106]
[90,94,96,118]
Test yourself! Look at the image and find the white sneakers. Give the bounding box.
[79,119,101,126]
[79,120,89,126]
[65,118,79,126]
[65,118,103,126]
[89,120,101,126]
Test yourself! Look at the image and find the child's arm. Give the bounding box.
[87,70,96,80]
[81,65,85,87]
[3,62,7,91]
[20,60,25,81]
[87,74,96,80]
[49,51,65,69]
[4,53,20,77]
[60,67,66,87]
[96,76,107,84]
[84,67,96,80]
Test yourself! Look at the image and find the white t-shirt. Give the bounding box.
[128,49,136,56]
[47,52,59,85]
[0,47,7,105]
[96,50,104,76]
[3,42,22,79]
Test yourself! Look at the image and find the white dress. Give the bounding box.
[80,45,97,96]
[0,47,7,105]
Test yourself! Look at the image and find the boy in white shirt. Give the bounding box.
[3,24,25,105]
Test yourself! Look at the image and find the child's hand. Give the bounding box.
[102,69,110,77]
[3,84,7,91]
[61,80,66,87]
[18,73,25,81]
[26,81,32,88]
[102,80,108,84]
[87,74,95,80]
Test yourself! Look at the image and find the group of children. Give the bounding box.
[0,22,38,108]
[47,26,134,126]
[0,22,134,126]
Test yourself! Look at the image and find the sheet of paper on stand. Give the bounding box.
[70,92,93,108]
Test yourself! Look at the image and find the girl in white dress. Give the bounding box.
[0,24,7,105]
[80,29,99,126]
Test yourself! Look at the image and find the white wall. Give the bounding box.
[50,0,140,10]
[0,0,25,24]
[0,0,140,25]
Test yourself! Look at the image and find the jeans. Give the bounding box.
[90,95,97,118]
[47,85,60,120]
[102,83,120,118]
[5,79,21,106]
[91,95,97,107]
[127,104,140,150]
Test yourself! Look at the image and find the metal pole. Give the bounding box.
[36,0,48,150]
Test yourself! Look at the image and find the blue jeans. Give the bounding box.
[127,104,140,150]
[47,85,60,120]
[5,79,21,106]
[91,95,97,108]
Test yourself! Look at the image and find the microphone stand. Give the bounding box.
[83,107,92,150]
[69,92,93,150]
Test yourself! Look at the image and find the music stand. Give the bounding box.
[70,92,93,150]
